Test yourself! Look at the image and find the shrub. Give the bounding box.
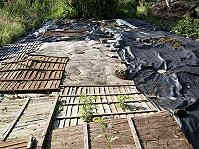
[118,0,137,18]
[78,94,97,122]
[70,0,137,19]
[0,0,70,45]
[171,17,199,39]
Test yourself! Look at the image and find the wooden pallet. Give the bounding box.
[0,55,69,93]
[42,111,192,149]
[55,85,159,128]
[0,41,41,61]
[132,111,193,149]
[0,96,56,143]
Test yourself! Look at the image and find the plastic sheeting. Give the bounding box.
[112,19,199,148]
[18,19,108,43]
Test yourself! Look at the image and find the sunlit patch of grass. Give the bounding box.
[0,10,25,46]
[136,6,149,16]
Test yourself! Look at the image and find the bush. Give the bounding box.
[117,0,137,18]
[171,17,199,39]
[0,0,138,45]
[0,9,25,45]
[0,0,70,45]
[70,0,137,19]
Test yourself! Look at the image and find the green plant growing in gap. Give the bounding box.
[117,95,130,111]
[93,117,119,149]
[78,94,97,122]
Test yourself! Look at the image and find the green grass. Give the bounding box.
[0,9,25,45]
[136,2,199,40]
[0,0,137,46]
[0,0,72,46]
[139,14,199,40]
[1,0,199,46]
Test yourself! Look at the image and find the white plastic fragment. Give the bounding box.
[116,19,138,29]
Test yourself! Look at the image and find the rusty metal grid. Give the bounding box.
[0,41,41,61]
[55,85,159,128]
[0,55,69,93]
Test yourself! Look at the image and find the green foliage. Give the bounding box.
[70,0,118,19]
[70,0,137,19]
[94,117,119,149]
[0,0,4,9]
[136,6,150,16]
[117,0,137,18]
[171,17,199,39]
[117,95,130,111]
[0,0,70,45]
[137,1,199,40]
[78,94,97,122]
[149,17,199,40]
[0,9,25,45]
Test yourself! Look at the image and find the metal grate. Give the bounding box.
[55,85,159,128]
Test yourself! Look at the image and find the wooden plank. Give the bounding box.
[127,116,143,149]
[0,78,62,82]
[70,87,79,126]
[37,98,58,148]
[100,87,111,114]
[109,87,119,113]
[27,136,34,149]
[61,100,149,106]
[1,98,30,141]
[59,88,70,128]
[60,84,136,87]
[60,92,141,97]
[56,110,158,120]
[31,59,67,64]
[71,87,82,126]
[83,122,90,149]
[0,68,65,72]
[95,87,105,114]
[29,54,69,59]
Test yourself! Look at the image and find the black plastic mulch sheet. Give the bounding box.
[113,20,199,148]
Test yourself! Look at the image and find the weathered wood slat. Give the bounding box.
[60,84,136,87]
[37,98,58,148]
[83,123,90,149]
[127,116,143,149]
[61,100,149,106]
[1,98,30,141]
[95,87,105,114]
[56,110,158,120]
[60,93,141,97]
[0,55,68,93]
[100,87,112,114]
[70,87,79,126]
[107,87,118,113]
[0,68,65,72]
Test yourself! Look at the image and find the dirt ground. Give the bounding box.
[37,40,132,86]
